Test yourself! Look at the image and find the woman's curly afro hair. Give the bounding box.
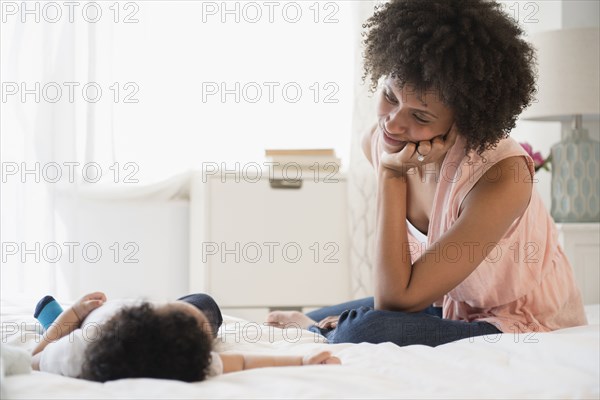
[80,302,213,382]
[362,0,537,154]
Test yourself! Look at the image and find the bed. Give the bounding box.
[2,303,598,399]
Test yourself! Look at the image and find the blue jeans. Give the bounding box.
[306,297,502,347]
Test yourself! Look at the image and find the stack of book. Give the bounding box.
[264,148,341,178]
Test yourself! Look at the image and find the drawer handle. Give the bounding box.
[269,178,303,189]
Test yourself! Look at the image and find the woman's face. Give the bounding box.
[377,78,455,153]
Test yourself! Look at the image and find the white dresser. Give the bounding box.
[189,168,350,321]
[556,223,600,305]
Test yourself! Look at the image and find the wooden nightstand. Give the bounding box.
[556,223,600,304]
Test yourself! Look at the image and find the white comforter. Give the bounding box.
[2,307,599,399]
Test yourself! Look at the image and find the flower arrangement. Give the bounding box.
[520,142,551,172]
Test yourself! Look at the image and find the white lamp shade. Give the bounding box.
[521,27,600,122]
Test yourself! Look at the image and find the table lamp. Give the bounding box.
[521,27,600,223]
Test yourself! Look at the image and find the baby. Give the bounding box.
[31,292,340,382]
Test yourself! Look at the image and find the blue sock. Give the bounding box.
[34,295,63,331]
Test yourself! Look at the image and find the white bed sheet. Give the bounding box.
[2,306,599,399]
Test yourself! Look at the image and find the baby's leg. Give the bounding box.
[178,293,223,337]
[33,295,63,331]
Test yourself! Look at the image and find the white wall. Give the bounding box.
[562,0,600,30]
[560,0,600,144]
[502,0,599,211]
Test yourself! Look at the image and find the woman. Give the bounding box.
[267,0,587,347]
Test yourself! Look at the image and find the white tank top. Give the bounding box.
[406,219,427,246]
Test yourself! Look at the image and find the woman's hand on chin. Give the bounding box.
[380,123,459,176]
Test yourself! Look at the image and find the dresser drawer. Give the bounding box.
[556,223,600,304]
[190,171,350,308]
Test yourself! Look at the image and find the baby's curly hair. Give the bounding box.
[80,302,213,382]
[362,0,537,154]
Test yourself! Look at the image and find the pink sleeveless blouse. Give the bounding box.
[371,131,587,333]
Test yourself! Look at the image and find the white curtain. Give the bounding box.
[346,1,380,299]
[1,15,95,304]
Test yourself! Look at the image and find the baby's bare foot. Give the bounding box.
[266,311,316,330]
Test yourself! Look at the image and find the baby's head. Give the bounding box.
[80,301,214,382]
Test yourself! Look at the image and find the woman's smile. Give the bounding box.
[381,124,407,151]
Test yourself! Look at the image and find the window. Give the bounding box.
[103,1,355,183]
[0,1,357,302]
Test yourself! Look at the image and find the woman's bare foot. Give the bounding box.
[266,311,316,330]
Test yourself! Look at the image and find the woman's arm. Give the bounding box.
[375,154,532,312]
[219,351,340,373]
[31,292,106,370]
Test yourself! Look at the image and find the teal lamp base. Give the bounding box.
[550,128,600,222]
